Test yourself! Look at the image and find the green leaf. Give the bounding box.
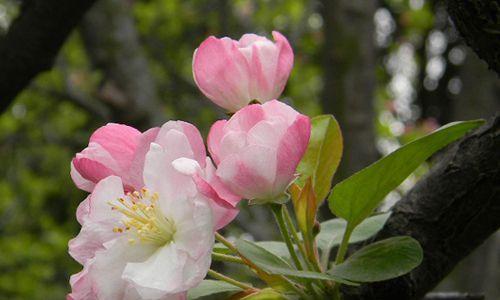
[328,120,484,226]
[187,280,242,299]
[329,236,423,282]
[296,115,343,203]
[235,239,293,271]
[241,288,287,300]
[214,241,290,259]
[290,180,317,255]
[316,212,391,252]
[235,239,358,286]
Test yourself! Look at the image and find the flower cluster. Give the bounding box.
[68,31,310,300]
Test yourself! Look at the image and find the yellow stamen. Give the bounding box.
[108,188,176,246]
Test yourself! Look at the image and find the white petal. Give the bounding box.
[90,238,157,300]
[144,143,197,203]
[123,243,188,297]
[87,176,124,223]
[172,158,202,176]
[174,197,214,259]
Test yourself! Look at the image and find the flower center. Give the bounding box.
[109,188,176,246]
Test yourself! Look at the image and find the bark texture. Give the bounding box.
[343,115,500,300]
[320,0,378,180]
[446,0,500,74]
[0,0,97,111]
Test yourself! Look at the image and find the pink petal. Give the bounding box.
[248,39,279,100]
[274,114,311,195]
[216,145,277,200]
[127,127,160,190]
[70,161,95,193]
[262,99,300,125]
[67,264,96,300]
[179,121,207,168]
[72,157,114,185]
[225,103,265,132]
[207,120,227,165]
[272,31,294,97]
[89,123,141,172]
[193,36,251,112]
[238,33,270,47]
[75,195,90,225]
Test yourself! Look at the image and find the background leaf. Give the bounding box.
[240,288,287,300]
[296,115,343,203]
[316,212,391,252]
[328,120,484,226]
[329,236,423,282]
[187,280,242,299]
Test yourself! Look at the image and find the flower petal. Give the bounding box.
[89,123,141,173]
[207,120,227,165]
[122,244,188,297]
[127,127,160,191]
[216,145,277,200]
[91,238,157,299]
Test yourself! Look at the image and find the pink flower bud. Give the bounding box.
[70,123,158,193]
[193,31,294,112]
[208,100,311,203]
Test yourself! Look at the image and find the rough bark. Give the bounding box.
[424,293,484,300]
[446,0,500,75]
[343,115,500,300]
[320,0,378,180]
[80,0,163,129]
[0,0,97,112]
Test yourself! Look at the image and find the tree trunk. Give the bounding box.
[446,0,500,75]
[320,0,378,180]
[80,0,163,129]
[0,0,97,112]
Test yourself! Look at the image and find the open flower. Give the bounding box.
[71,121,239,230]
[68,140,215,299]
[207,100,311,203]
[193,31,293,112]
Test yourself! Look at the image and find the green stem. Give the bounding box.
[282,205,331,296]
[334,225,354,265]
[215,232,238,254]
[282,206,310,267]
[212,252,245,265]
[207,269,255,291]
[331,224,355,300]
[270,204,303,270]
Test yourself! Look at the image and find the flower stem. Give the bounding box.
[282,206,312,268]
[334,224,354,265]
[270,204,303,270]
[212,252,245,264]
[207,269,255,291]
[215,232,238,254]
[331,224,355,300]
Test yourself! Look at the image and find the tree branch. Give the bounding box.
[80,0,164,129]
[343,115,500,300]
[446,0,500,75]
[0,0,97,113]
